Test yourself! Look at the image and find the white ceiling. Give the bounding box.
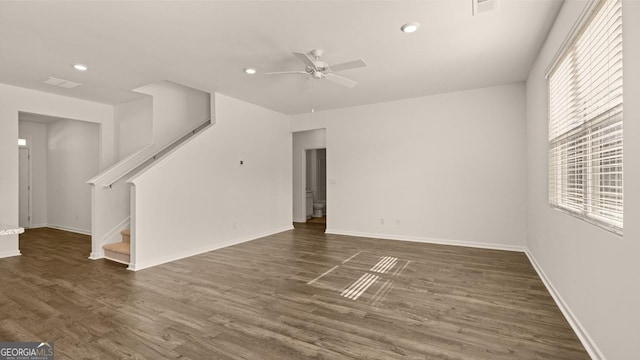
[0,0,562,115]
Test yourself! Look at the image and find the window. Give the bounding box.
[18,138,27,146]
[548,0,623,234]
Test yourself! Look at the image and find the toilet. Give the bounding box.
[313,200,325,218]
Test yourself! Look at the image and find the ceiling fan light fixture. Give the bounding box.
[401,22,420,33]
[244,68,257,75]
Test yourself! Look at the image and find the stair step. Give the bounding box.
[121,229,130,243]
[103,242,130,264]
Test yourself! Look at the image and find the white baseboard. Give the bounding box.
[525,250,604,360]
[29,223,48,229]
[128,225,294,271]
[325,229,527,253]
[47,224,92,236]
[88,251,104,260]
[293,217,307,223]
[0,250,21,258]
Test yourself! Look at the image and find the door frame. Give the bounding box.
[301,147,327,223]
[18,144,32,229]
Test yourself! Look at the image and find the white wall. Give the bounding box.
[292,129,326,222]
[47,119,100,234]
[128,93,292,270]
[0,84,113,258]
[292,83,527,250]
[114,96,152,160]
[291,114,327,133]
[133,80,210,149]
[18,121,48,228]
[525,1,640,359]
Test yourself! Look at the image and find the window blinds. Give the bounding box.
[548,0,623,233]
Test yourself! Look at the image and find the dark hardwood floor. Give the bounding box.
[0,226,588,359]
[305,216,327,225]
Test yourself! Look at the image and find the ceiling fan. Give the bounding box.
[265,49,366,88]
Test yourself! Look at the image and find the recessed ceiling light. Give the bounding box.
[73,64,88,71]
[401,22,421,33]
[244,68,257,75]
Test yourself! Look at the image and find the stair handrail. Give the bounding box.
[88,118,212,188]
[104,118,212,188]
[87,145,154,186]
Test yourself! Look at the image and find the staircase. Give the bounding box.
[88,117,212,267]
[103,229,130,264]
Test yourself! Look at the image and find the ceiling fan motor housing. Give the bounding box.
[313,60,329,72]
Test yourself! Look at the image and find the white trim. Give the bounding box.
[103,255,129,265]
[127,225,293,271]
[0,250,21,258]
[29,223,48,229]
[127,122,213,185]
[89,118,211,187]
[525,249,605,360]
[46,224,92,236]
[89,217,130,261]
[18,146,32,229]
[293,217,307,223]
[551,205,623,237]
[87,144,153,185]
[325,229,527,253]
[102,218,130,246]
[544,0,600,78]
[88,251,104,260]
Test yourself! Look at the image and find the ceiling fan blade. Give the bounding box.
[329,59,367,72]
[293,52,317,70]
[264,71,308,75]
[325,73,358,88]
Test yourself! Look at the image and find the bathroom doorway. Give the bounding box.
[305,148,326,225]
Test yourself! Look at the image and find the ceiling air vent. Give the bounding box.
[44,76,82,89]
[472,0,499,16]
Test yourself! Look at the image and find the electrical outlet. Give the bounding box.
[380,218,384,225]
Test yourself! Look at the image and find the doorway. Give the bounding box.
[18,146,30,228]
[305,148,326,225]
[292,129,326,226]
[19,112,100,235]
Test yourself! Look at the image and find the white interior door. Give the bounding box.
[19,147,30,228]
